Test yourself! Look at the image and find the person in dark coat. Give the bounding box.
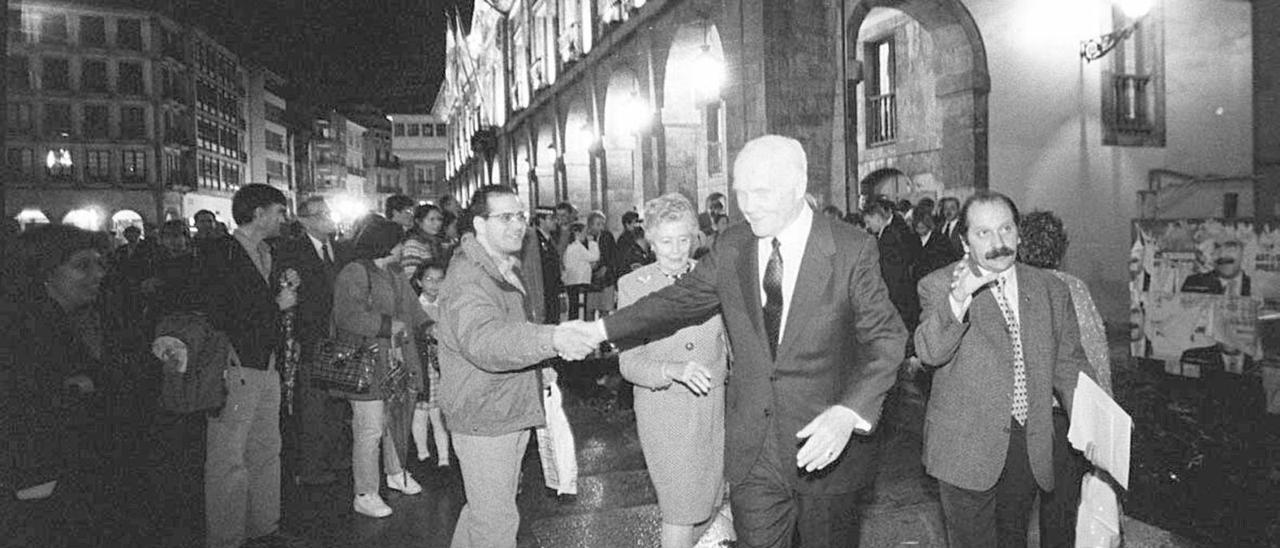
[580,136,907,547]
[614,210,654,279]
[199,184,298,548]
[912,210,954,282]
[533,207,562,323]
[2,224,111,545]
[271,196,352,486]
[862,199,922,329]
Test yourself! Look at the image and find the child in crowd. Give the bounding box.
[410,261,451,467]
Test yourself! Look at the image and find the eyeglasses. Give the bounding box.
[483,211,529,225]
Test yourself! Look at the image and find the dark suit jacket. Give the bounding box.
[604,216,908,494]
[1181,271,1251,296]
[536,229,561,295]
[938,217,964,258]
[199,236,281,370]
[271,234,345,358]
[878,216,921,327]
[914,231,954,282]
[520,229,548,323]
[914,263,1094,492]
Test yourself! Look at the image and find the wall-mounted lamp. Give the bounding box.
[1080,0,1153,62]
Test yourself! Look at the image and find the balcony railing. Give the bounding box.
[866,92,897,147]
[1113,74,1153,134]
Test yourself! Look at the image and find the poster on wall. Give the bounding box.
[1130,218,1280,377]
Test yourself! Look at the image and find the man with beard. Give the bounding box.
[914,191,1095,547]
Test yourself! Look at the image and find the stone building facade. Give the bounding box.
[6,0,288,233]
[438,0,1257,321]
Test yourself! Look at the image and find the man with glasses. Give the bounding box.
[437,185,596,548]
[272,196,350,487]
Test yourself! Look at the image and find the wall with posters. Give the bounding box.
[1130,218,1280,377]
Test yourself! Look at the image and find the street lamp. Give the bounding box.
[1080,0,1154,62]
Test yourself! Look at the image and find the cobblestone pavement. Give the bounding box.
[139,353,1193,547]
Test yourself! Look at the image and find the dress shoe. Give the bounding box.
[294,471,337,486]
[353,493,393,518]
[386,471,422,495]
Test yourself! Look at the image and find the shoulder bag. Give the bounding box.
[311,261,379,393]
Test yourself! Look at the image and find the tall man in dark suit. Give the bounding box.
[272,196,350,486]
[862,199,922,329]
[568,135,907,546]
[936,196,964,261]
[199,184,297,548]
[533,207,562,323]
[914,191,1095,547]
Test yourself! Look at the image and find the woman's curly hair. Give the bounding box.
[1018,210,1069,270]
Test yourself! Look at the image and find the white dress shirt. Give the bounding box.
[757,205,814,346]
[307,233,332,262]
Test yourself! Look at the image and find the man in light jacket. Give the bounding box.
[437,185,596,548]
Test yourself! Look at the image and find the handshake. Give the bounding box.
[552,320,609,361]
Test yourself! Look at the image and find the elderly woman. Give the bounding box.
[333,219,429,518]
[1018,210,1113,548]
[3,224,110,542]
[618,193,729,548]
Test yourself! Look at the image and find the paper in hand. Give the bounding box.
[1068,371,1133,489]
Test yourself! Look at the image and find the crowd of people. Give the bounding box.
[3,134,1116,548]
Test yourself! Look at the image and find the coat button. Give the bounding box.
[764,408,772,417]
[685,342,695,351]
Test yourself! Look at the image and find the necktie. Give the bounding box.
[322,242,333,265]
[763,238,783,360]
[992,276,1028,425]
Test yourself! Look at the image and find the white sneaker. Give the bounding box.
[353,493,392,518]
[386,472,422,495]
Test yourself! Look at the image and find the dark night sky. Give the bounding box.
[159,0,469,114]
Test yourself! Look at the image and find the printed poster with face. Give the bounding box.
[1130,219,1280,377]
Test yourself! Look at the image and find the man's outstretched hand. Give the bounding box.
[553,320,608,361]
